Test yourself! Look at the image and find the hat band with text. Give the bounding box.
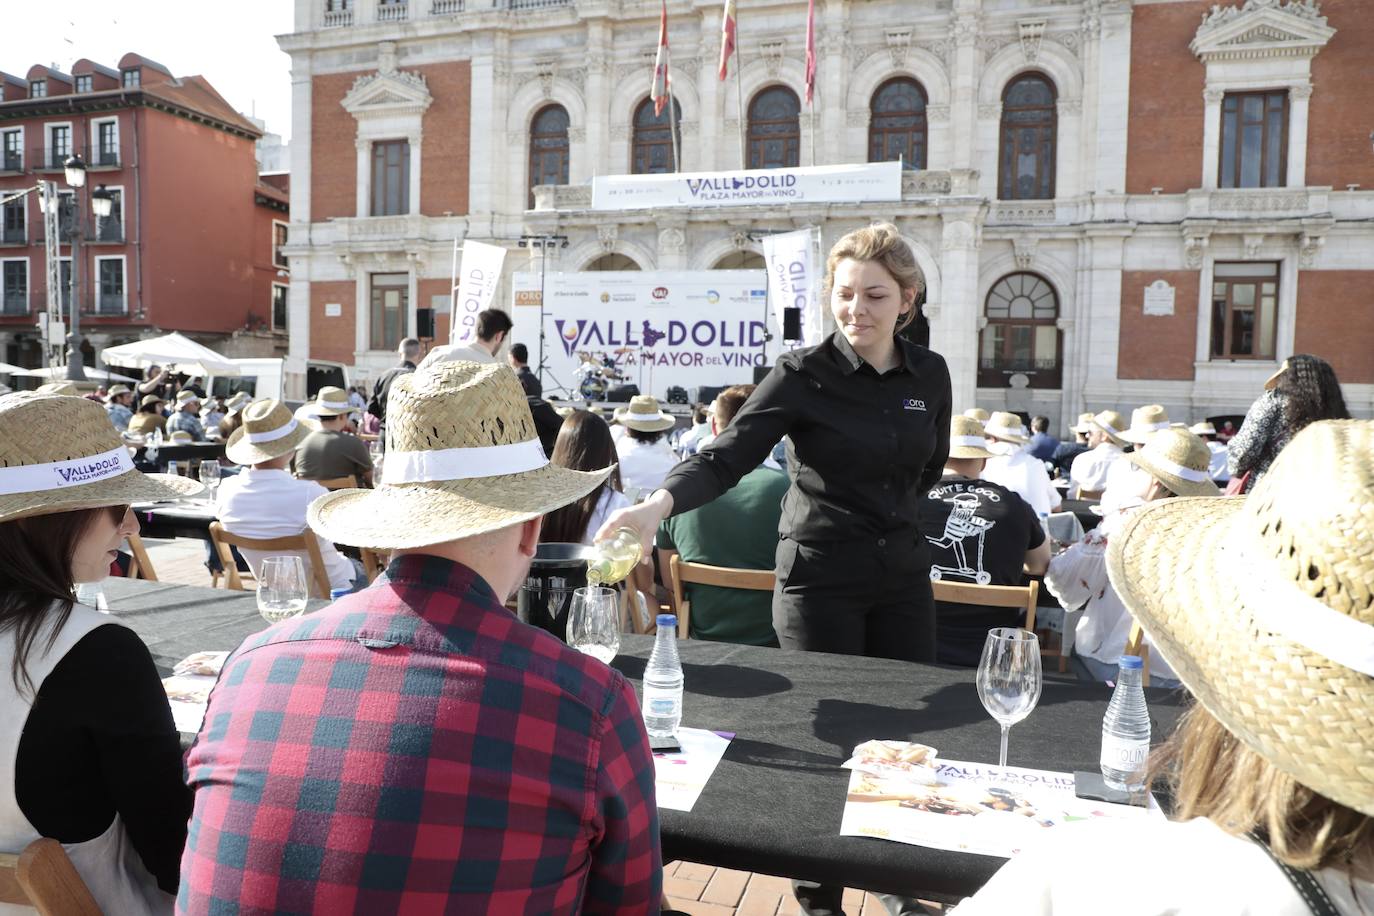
[0,446,135,495]
[382,438,549,485]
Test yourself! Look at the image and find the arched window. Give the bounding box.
[979,273,1061,389]
[631,97,682,174]
[585,253,641,271]
[528,104,570,208]
[998,74,1056,200]
[868,77,927,169]
[711,251,765,270]
[747,86,800,170]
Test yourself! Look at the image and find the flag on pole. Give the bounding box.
[718,0,737,81]
[804,0,817,105]
[651,0,670,116]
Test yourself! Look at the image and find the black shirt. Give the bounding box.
[16,624,192,893]
[369,359,416,425]
[662,331,951,543]
[516,366,542,398]
[917,474,1045,666]
[1051,441,1088,477]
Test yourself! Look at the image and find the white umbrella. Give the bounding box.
[0,361,27,375]
[100,332,240,378]
[15,365,141,384]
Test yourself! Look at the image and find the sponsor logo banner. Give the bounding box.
[591,161,902,211]
[450,240,507,344]
[761,228,821,348]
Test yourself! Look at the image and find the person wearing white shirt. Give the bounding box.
[979,411,1061,519]
[1190,420,1231,482]
[217,400,363,594]
[417,308,511,369]
[1069,409,1129,498]
[612,396,680,499]
[1099,404,1175,512]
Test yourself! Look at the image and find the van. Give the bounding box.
[206,359,350,407]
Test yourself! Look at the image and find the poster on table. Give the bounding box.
[591,161,903,211]
[510,270,784,398]
[840,756,1162,858]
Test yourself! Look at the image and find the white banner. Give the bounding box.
[591,161,902,211]
[509,270,777,398]
[761,228,822,348]
[450,240,507,344]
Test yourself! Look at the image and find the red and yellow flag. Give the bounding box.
[804,0,816,105]
[718,0,737,81]
[651,0,671,116]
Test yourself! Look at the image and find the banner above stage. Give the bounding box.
[590,161,902,211]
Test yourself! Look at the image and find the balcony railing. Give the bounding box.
[87,146,120,168]
[94,219,124,243]
[507,0,571,8]
[1,293,28,316]
[1,226,24,244]
[1,152,21,172]
[432,0,463,11]
[96,293,127,315]
[30,147,71,170]
[377,1,409,20]
[322,7,354,26]
[977,356,1062,390]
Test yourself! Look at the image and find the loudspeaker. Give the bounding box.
[416,308,435,339]
[665,386,689,405]
[694,385,727,407]
[782,307,802,341]
[753,365,772,385]
[606,383,640,403]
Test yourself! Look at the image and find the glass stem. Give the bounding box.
[998,724,1010,768]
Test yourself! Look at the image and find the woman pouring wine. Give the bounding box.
[597,222,952,661]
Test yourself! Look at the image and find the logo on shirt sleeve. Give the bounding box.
[903,398,927,411]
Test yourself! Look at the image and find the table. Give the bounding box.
[133,441,226,472]
[1058,498,1102,532]
[132,501,217,541]
[99,578,1184,902]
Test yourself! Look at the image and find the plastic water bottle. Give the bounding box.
[167,459,179,477]
[642,614,684,739]
[1100,655,1151,792]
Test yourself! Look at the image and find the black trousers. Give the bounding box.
[772,533,936,663]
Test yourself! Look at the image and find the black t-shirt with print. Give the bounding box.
[916,474,1045,666]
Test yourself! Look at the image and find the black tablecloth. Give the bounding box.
[1058,498,1101,532]
[132,503,216,541]
[100,578,1184,901]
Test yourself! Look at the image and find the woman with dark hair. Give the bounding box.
[0,391,202,913]
[542,409,629,545]
[1228,354,1349,493]
[126,394,167,436]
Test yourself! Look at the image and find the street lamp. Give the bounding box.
[61,155,88,382]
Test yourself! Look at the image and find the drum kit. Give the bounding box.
[573,351,626,402]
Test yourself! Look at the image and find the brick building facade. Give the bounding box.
[277,0,1372,420]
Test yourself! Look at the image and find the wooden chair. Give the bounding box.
[931,579,1039,633]
[0,837,101,916]
[208,521,332,599]
[360,548,389,582]
[1124,619,1152,687]
[667,555,776,640]
[126,532,158,581]
[312,475,358,491]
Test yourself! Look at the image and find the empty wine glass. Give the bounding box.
[976,627,1043,768]
[197,460,221,505]
[257,556,308,626]
[568,586,620,664]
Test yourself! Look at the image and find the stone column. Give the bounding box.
[1079,229,1129,407]
[947,1,981,178]
[1287,83,1313,187]
[698,11,722,171]
[467,47,497,219]
[934,207,984,412]
[584,22,611,179]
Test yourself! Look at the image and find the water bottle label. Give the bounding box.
[1100,734,1149,772]
[647,697,677,715]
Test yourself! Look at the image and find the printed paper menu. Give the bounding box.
[653,728,733,812]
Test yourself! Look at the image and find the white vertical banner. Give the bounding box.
[449,240,508,344]
[761,228,821,348]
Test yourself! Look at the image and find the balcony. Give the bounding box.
[95,293,127,315]
[93,219,125,244]
[507,0,571,8]
[322,7,353,26]
[432,0,462,11]
[30,147,71,171]
[86,146,120,169]
[1,293,27,316]
[377,1,408,20]
[0,226,24,245]
[1184,186,1331,221]
[978,356,1062,390]
[1,152,21,172]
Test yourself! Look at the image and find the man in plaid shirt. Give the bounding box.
[179,361,662,914]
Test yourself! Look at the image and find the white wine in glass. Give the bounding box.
[257,556,309,625]
[976,627,1043,768]
[585,528,642,587]
[568,586,620,664]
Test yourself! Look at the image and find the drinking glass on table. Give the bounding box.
[197,460,221,504]
[257,556,309,626]
[568,586,620,664]
[976,627,1043,768]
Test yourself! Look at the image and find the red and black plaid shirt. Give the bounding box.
[179,554,662,914]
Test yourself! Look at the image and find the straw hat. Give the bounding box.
[311,386,355,418]
[1263,358,1290,392]
[1119,404,1172,444]
[167,430,194,444]
[983,411,1028,445]
[107,384,132,399]
[1089,410,1130,447]
[225,392,252,414]
[0,392,201,523]
[308,362,611,550]
[1126,428,1220,498]
[947,416,996,460]
[175,390,202,409]
[963,407,990,426]
[1107,420,1374,817]
[1189,421,1217,437]
[224,399,312,466]
[37,382,79,396]
[613,395,676,433]
[139,394,164,409]
[1069,412,1096,435]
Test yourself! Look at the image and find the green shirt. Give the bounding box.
[657,466,788,646]
[293,430,373,483]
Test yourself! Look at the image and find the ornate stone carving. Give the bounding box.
[658,227,686,255]
[569,127,586,143]
[1289,83,1314,99]
[1198,0,1327,31]
[1184,233,1210,267]
[585,52,609,76]
[677,57,700,77]
[610,124,630,140]
[1243,233,1266,259]
[1298,232,1324,267]
[846,109,869,127]
[1058,98,1083,116]
[941,220,977,251]
[614,63,641,82]
[1191,0,1335,63]
[731,230,751,250]
[1058,29,1081,52]
[902,171,953,195]
[378,42,399,75]
[992,203,1057,222]
[534,60,557,99]
[920,39,953,67]
[760,40,785,77]
[1203,87,1226,104]
[885,28,913,67]
[926,105,950,123]
[680,119,699,138]
[978,103,1002,120]
[1012,235,1038,270]
[950,14,980,49]
[1019,20,1047,62]
[597,224,618,253]
[1210,190,1310,211]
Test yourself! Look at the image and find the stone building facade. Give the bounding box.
[278,0,1373,422]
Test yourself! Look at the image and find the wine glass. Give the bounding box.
[197,460,221,505]
[568,586,620,664]
[257,556,309,626]
[976,627,1043,768]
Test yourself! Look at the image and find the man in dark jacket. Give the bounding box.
[368,338,421,450]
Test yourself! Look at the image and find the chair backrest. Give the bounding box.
[311,475,358,491]
[0,837,101,915]
[360,548,388,583]
[1124,619,1152,687]
[668,555,776,639]
[209,521,332,599]
[125,532,158,581]
[931,579,1039,633]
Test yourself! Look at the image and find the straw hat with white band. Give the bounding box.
[1119,404,1172,445]
[613,395,676,433]
[139,394,164,409]
[310,386,355,418]
[1125,427,1220,498]
[107,384,132,399]
[947,416,996,460]
[36,382,79,397]
[0,392,201,523]
[308,361,611,550]
[982,411,1028,445]
[1107,419,1374,817]
[168,430,194,445]
[225,392,252,414]
[175,390,202,409]
[963,407,990,426]
[1088,409,1130,448]
[1190,421,1217,437]
[225,400,312,466]
[1069,412,1096,435]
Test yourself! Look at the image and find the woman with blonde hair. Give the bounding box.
[954,420,1374,915]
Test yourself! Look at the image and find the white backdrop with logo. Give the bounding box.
[510,270,785,399]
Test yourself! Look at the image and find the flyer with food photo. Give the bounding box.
[839,743,1162,857]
